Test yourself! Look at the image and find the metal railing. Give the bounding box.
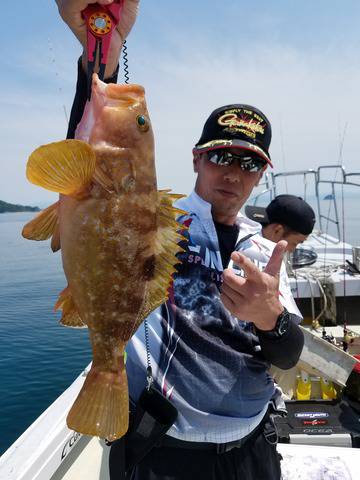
[249,165,360,242]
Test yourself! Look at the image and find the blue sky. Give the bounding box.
[2,0,360,205]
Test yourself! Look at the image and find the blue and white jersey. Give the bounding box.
[126,190,299,443]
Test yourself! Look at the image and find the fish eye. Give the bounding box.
[136,115,149,132]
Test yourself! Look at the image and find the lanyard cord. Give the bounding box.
[122,40,152,388]
[144,319,153,390]
[122,40,129,84]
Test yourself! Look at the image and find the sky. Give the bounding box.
[2,0,360,206]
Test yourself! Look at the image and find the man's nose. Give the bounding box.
[223,162,243,182]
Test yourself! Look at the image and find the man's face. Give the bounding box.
[283,231,308,253]
[193,149,264,224]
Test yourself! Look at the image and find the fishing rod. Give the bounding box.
[339,122,349,351]
[320,120,349,350]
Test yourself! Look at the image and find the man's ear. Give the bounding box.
[273,223,285,237]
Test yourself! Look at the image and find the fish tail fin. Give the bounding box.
[66,361,129,441]
[26,140,96,195]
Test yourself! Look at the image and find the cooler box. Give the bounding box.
[275,398,360,448]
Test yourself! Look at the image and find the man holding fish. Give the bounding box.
[55,1,304,479]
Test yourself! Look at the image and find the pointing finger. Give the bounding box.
[264,240,287,277]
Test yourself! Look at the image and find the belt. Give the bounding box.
[158,412,272,454]
[158,434,249,454]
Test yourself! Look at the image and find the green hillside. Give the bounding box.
[0,200,40,213]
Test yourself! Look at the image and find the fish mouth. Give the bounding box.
[91,74,145,106]
[106,83,145,105]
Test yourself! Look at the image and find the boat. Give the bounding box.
[1,164,360,479]
[251,164,360,350]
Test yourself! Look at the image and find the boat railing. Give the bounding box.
[250,169,317,206]
[316,165,360,240]
[250,164,360,242]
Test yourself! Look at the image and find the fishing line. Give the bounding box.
[341,176,348,350]
[322,120,347,237]
[122,40,130,84]
[279,116,289,194]
[47,38,69,125]
[319,120,348,335]
[338,121,349,350]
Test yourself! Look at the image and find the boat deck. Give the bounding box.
[288,231,360,303]
[51,436,360,480]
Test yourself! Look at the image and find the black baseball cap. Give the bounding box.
[193,104,272,167]
[245,195,316,235]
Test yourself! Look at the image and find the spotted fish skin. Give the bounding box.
[62,80,157,340]
[22,75,186,440]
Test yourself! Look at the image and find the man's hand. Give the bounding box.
[221,240,287,331]
[55,0,140,76]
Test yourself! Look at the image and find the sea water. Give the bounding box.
[0,197,359,456]
[0,212,91,455]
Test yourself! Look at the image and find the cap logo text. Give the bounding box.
[218,113,265,139]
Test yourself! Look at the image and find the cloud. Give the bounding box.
[2,16,360,205]
[127,40,360,197]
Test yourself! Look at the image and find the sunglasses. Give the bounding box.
[206,150,266,172]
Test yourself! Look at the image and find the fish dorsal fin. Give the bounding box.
[26,140,96,195]
[135,190,188,324]
[22,201,59,241]
[55,286,86,328]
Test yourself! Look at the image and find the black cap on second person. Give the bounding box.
[245,195,316,235]
[193,104,272,166]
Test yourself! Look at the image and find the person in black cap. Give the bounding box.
[61,3,304,476]
[246,195,316,253]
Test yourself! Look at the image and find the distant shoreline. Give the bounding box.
[0,200,40,214]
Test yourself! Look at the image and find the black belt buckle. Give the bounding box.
[216,439,242,454]
[216,442,231,454]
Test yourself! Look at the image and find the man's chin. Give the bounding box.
[212,202,240,221]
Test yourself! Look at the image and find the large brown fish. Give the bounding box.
[22,75,186,440]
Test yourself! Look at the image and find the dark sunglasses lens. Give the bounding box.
[207,151,230,166]
[207,151,265,171]
[239,156,266,172]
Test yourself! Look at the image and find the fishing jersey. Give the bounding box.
[126,191,302,443]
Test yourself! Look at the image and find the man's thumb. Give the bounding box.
[264,240,287,277]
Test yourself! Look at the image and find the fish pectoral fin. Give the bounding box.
[137,190,188,321]
[22,201,59,241]
[55,286,86,328]
[26,140,96,195]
